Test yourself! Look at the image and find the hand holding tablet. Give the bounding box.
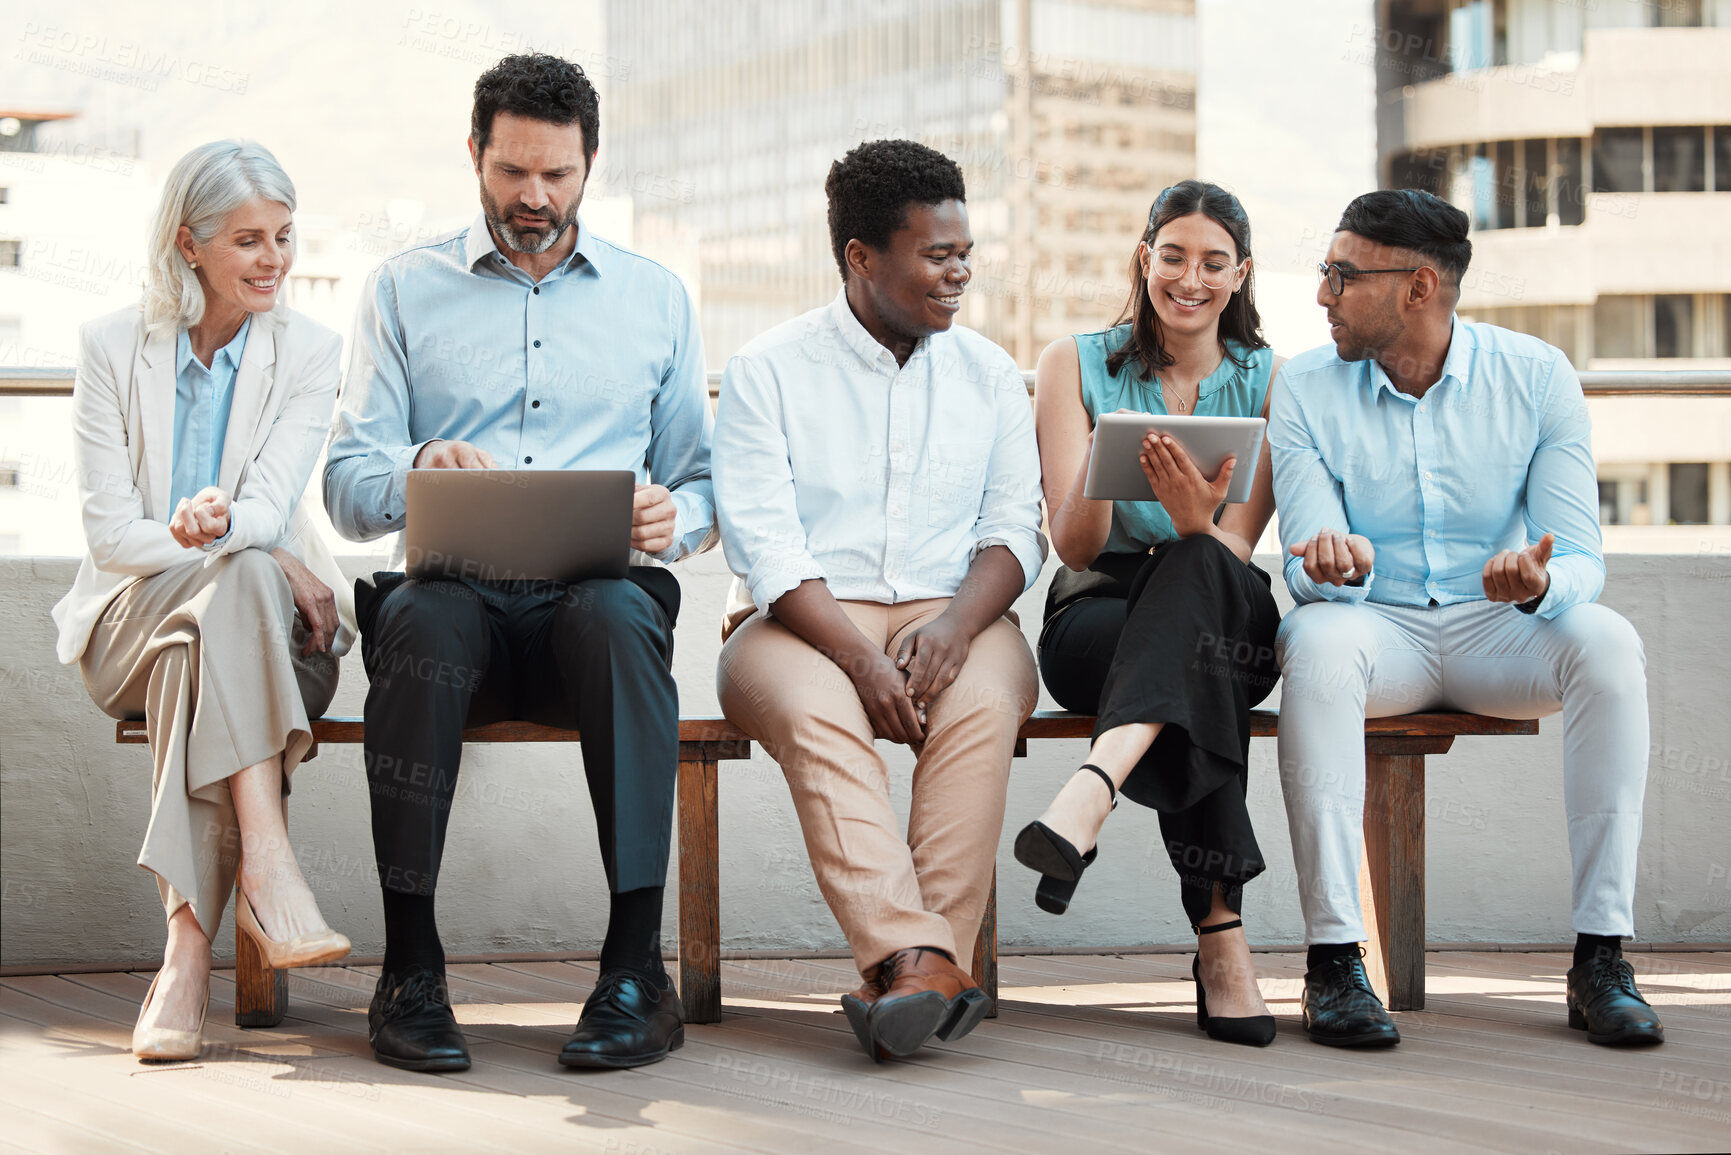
[1083,412,1265,505]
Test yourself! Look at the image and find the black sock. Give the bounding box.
[1306,942,1359,972]
[599,885,666,983]
[1574,933,1621,969]
[381,891,444,980]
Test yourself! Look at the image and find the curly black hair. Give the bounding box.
[471,53,600,165]
[825,139,966,281]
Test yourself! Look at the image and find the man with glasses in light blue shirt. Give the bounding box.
[1270,189,1662,1051]
[323,53,712,1075]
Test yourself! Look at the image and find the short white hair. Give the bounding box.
[143,140,296,331]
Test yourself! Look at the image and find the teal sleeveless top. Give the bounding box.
[1075,325,1272,555]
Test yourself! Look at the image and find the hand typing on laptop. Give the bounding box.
[413,440,497,470]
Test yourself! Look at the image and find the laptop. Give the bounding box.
[404,469,635,583]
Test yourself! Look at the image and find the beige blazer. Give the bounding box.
[52,304,356,665]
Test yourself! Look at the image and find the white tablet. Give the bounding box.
[1083,412,1265,505]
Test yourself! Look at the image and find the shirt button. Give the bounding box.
[1423,471,1433,481]
[533,287,540,295]
[1418,404,1427,413]
[523,456,533,464]
[533,339,542,348]
[531,400,540,408]
[1428,530,1437,537]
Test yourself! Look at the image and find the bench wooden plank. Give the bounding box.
[113,709,1536,1024]
[114,710,1540,745]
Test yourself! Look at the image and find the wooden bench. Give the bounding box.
[118,708,1536,1027]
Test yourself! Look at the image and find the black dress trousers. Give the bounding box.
[358,567,680,897]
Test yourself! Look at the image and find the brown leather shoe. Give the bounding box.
[839,972,886,1056]
[858,947,990,1061]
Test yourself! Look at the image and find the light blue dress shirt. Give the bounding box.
[1269,318,1602,621]
[324,213,715,562]
[715,289,1046,613]
[171,317,250,509]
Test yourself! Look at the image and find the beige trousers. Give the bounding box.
[79,548,339,942]
[718,599,1037,977]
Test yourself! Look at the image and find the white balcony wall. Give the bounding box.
[3,551,1728,969]
[1398,28,1731,152]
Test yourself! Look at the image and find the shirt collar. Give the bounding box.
[1366,315,1470,400]
[176,315,251,377]
[1436,314,1472,387]
[826,286,927,373]
[464,211,607,278]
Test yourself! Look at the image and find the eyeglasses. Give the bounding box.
[1317,261,1422,296]
[1148,250,1244,291]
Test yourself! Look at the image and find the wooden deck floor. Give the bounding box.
[3,950,1728,1154]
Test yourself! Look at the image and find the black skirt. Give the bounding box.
[1041,535,1280,813]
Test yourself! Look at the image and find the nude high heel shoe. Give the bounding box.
[132,972,207,1062]
[237,890,351,969]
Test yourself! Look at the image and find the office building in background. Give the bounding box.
[602,0,1197,368]
[1375,0,1731,529]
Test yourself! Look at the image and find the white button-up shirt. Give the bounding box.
[715,288,1046,613]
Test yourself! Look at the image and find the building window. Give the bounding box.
[1653,126,1706,192]
[1669,463,1710,524]
[1592,128,1645,194]
[1594,295,1646,358]
[1597,480,1619,525]
[0,239,19,268]
[1715,127,1731,192]
[1556,137,1586,225]
[1650,0,1704,27]
[1654,294,1694,357]
[0,187,9,204]
[1482,140,1516,229]
[1522,138,1547,226]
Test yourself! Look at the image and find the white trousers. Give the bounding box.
[1275,598,1648,944]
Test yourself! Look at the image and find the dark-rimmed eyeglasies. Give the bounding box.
[1317,261,1423,296]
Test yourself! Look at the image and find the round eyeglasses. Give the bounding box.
[1317,261,1423,296]
[1149,250,1244,291]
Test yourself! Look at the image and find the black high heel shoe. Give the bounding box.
[1014,764,1116,915]
[1194,919,1276,1047]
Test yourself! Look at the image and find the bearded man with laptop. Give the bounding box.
[323,53,714,1073]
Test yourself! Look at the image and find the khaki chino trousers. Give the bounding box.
[718,599,1037,978]
[80,549,338,941]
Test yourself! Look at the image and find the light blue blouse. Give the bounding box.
[1075,324,1272,555]
[170,317,250,509]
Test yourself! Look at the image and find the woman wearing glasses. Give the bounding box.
[1012,180,1284,1046]
[53,141,354,1061]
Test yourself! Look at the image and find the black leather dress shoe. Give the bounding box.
[1567,953,1664,1046]
[1302,952,1400,1047]
[559,969,684,1069]
[368,968,471,1072]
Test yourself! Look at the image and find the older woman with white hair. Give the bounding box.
[53,140,355,1062]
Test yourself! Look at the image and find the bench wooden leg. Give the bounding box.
[971,869,999,1018]
[1360,748,1429,1012]
[677,750,722,1024]
[234,882,288,1027]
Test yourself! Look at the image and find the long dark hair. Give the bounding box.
[1105,180,1268,381]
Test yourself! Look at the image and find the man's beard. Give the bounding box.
[1335,299,1404,363]
[481,183,580,254]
